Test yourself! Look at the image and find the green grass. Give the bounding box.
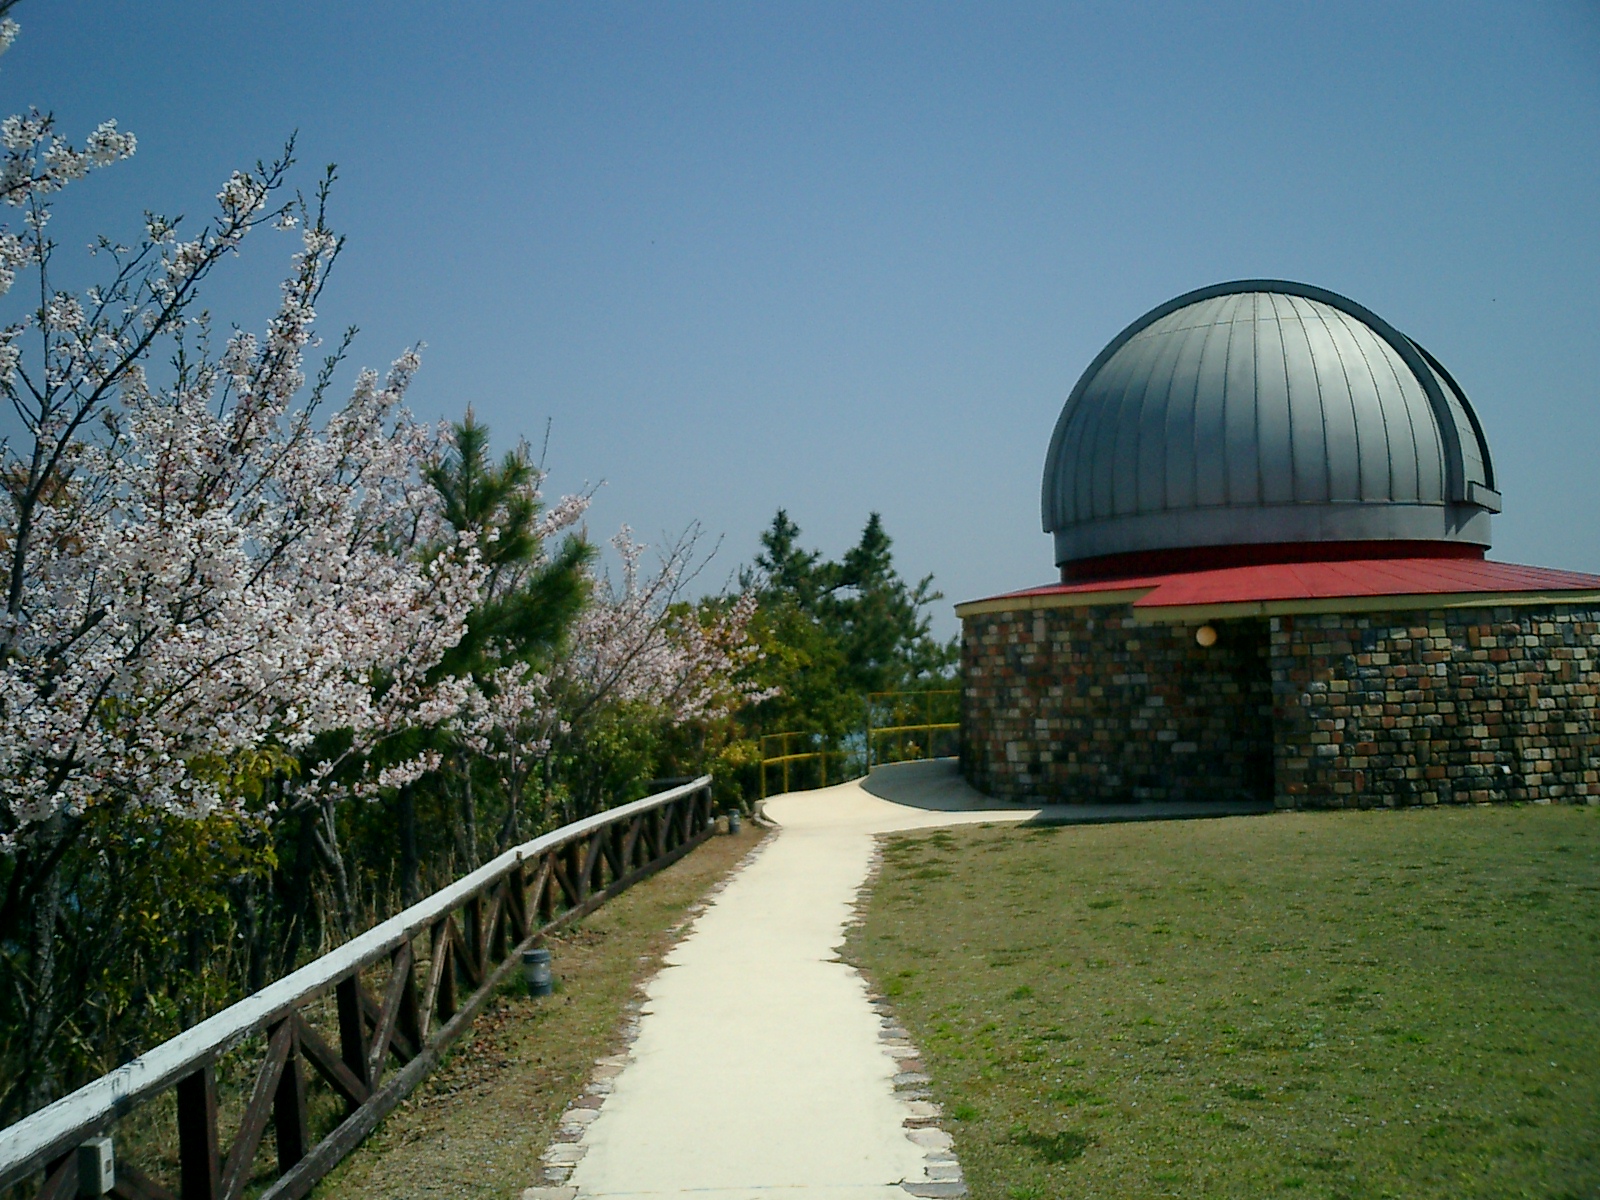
[847,805,1600,1199]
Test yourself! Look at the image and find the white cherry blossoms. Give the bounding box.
[0,40,485,847]
[0,12,771,857]
[554,527,773,729]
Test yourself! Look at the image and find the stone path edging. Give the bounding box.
[848,836,967,1198]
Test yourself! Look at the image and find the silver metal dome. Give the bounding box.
[1042,281,1500,570]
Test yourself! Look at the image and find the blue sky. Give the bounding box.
[11,1,1598,637]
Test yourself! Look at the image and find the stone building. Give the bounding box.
[957,280,1600,808]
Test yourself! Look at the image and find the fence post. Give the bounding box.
[176,1065,220,1200]
[274,1033,310,1173]
[335,977,370,1101]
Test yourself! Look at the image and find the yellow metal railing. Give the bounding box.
[758,731,846,798]
[866,689,959,766]
[757,689,961,799]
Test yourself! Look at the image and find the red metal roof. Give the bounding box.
[962,558,1600,615]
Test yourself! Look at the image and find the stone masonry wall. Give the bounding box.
[961,604,1273,803]
[1271,606,1600,808]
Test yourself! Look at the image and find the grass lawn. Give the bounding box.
[848,804,1600,1200]
[317,821,769,1200]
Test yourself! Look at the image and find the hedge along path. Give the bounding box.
[537,761,1042,1200]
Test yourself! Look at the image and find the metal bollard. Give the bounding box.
[522,947,554,997]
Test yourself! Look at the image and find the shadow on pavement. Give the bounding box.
[856,758,1019,812]
[860,757,1275,824]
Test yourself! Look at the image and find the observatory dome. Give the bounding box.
[1041,281,1500,578]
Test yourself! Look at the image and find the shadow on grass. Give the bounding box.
[1010,1126,1094,1164]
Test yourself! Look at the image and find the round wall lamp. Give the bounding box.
[1195,624,1219,648]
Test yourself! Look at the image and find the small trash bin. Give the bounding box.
[522,947,553,997]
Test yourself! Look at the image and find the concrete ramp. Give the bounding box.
[860,758,1275,824]
[855,758,1016,812]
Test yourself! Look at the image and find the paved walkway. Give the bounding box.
[533,760,1271,1198]
[535,760,1037,1200]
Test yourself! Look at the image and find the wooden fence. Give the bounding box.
[0,777,716,1200]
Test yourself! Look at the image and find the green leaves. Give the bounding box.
[426,411,592,682]
[744,509,956,742]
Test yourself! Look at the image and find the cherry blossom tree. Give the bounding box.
[0,16,485,1108]
[0,174,486,840]
[542,526,771,817]
[0,10,774,1115]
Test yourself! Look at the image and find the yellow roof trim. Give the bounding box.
[954,587,1154,618]
[1126,589,1600,624]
